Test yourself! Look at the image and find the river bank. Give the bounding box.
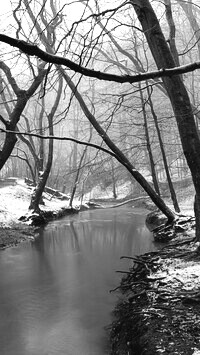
[109,215,200,355]
[1,178,200,354]
[0,205,152,355]
[0,179,106,249]
[0,179,79,249]
[0,178,153,249]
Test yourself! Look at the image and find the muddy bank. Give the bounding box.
[109,220,200,355]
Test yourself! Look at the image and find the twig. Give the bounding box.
[120,255,150,264]
[116,270,136,275]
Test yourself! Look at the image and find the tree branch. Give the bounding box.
[0,61,23,96]
[0,114,9,128]
[0,128,117,158]
[0,34,200,83]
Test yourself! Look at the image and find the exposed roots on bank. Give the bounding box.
[109,230,200,355]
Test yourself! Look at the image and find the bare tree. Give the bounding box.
[146,84,180,212]
[0,61,46,170]
[130,0,200,238]
[1,0,200,231]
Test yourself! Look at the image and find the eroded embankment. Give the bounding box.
[109,216,200,355]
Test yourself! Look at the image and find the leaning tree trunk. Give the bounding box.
[146,84,180,212]
[29,77,63,212]
[111,158,117,199]
[29,121,54,213]
[69,149,86,208]
[59,67,175,223]
[131,0,200,239]
[23,0,176,222]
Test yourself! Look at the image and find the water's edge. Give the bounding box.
[0,208,157,355]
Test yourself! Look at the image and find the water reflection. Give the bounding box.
[0,208,157,355]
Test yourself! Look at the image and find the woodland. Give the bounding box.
[0,0,200,233]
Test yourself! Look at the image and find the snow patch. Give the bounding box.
[0,181,72,227]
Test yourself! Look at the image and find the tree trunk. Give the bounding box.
[29,77,63,212]
[111,158,117,199]
[147,85,180,212]
[29,122,54,212]
[69,121,93,207]
[164,0,180,67]
[59,67,175,222]
[69,150,86,208]
[24,0,175,222]
[194,194,200,241]
[38,95,45,172]
[131,0,200,237]
[0,65,46,170]
[140,83,160,196]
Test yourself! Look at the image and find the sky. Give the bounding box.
[0,0,12,15]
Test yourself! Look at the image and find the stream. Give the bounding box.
[0,207,158,355]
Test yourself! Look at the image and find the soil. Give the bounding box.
[109,218,200,355]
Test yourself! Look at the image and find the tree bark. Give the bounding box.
[69,150,85,208]
[131,0,200,237]
[59,66,175,222]
[20,0,175,221]
[164,0,180,67]
[38,95,45,172]
[29,121,54,212]
[146,84,180,212]
[0,64,46,170]
[140,83,161,196]
[111,158,117,199]
[29,77,63,212]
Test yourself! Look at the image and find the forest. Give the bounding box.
[1,2,200,355]
[0,0,199,227]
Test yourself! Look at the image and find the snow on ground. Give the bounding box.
[151,249,200,293]
[144,238,200,355]
[1,178,199,354]
[0,177,195,228]
[84,178,195,217]
[84,180,133,200]
[0,179,73,227]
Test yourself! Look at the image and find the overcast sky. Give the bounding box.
[1,0,11,14]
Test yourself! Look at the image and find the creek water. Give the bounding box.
[0,207,158,355]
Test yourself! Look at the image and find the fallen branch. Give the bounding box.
[105,196,150,208]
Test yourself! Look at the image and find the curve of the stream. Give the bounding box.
[0,207,159,355]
